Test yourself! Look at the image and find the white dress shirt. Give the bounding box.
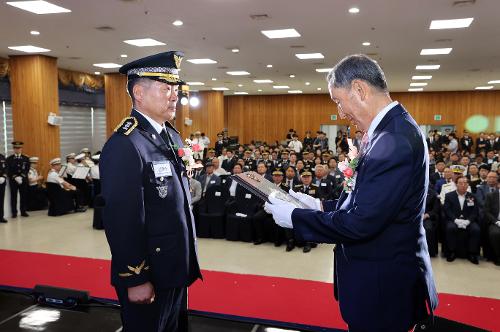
[457,193,466,210]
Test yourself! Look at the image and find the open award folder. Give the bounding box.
[231,171,309,208]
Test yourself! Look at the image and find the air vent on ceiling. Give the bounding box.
[95,26,115,32]
[224,81,232,84]
[290,45,305,49]
[435,38,453,43]
[217,66,229,69]
[67,56,82,60]
[468,68,480,72]
[452,0,476,7]
[313,62,325,66]
[250,14,270,20]
[427,59,439,63]
[366,53,378,56]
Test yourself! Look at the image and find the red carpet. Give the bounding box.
[0,249,498,331]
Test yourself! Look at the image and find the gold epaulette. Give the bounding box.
[118,260,150,278]
[114,117,138,136]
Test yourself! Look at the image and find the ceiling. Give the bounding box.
[1,0,499,95]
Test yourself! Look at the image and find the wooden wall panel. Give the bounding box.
[174,103,189,140]
[188,91,224,143]
[225,91,500,144]
[9,55,60,177]
[104,73,131,137]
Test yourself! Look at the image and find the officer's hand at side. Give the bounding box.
[128,281,155,304]
[289,189,322,210]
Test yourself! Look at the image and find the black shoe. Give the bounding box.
[0,218,7,223]
[310,243,318,248]
[303,245,311,253]
[494,259,500,266]
[468,255,479,265]
[274,241,282,247]
[446,252,456,262]
[11,214,17,218]
[75,207,87,213]
[253,239,264,245]
[286,241,295,252]
[21,212,29,217]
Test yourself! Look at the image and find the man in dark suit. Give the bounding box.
[0,153,7,223]
[100,51,202,332]
[6,141,30,218]
[459,130,473,153]
[221,149,237,172]
[443,176,481,264]
[198,162,221,197]
[484,184,500,265]
[476,132,487,154]
[430,160,446,185]
[313,164,335,201]
[476,171,498,206]
[265,54,438,332]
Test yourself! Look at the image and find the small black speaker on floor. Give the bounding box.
[33,285,90,308]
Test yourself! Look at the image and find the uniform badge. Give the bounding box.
[156,185,168,198]
[174,54,183,69]
[114,117,138,136]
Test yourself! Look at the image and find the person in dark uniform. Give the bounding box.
[0,152,7,223]
[214,133,226,156]
[6,141,30,218]
[100,51,202,332]
[292,170,319,253]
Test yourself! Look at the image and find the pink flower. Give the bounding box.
[178,149,185,157]
[338,160,349,172]
[348,146,358,160]
[343,167,353,178]
[192,144,201,152]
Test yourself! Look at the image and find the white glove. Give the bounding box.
[496,220,500,227]
[15,176,23,185]
[264,195,296,229]
[462,219,470,228]
[0,177,5,184]
[289,189,322,210]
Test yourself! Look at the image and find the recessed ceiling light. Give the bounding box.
[8,45,50,53]
[315,68,333,73]
[429,18,473,30]
[238,84,243,87]
[289,74,295,78]
[487,80,500,84]
[348,7,360,14]
[261,28,301,39]
[226,71,250,76]
[295,53,324,60]
[30,30,40,35]
[258,89,263,92]
[408,88,424,92]
[6,1,71,14]
[305,82,311,85]
[212,87,229,91]
[475,86,493,90]
[288,90,303,94]
[187,82,205,86]
[412,75,432,80]
[93,63,122,68]
[317,87,322,91]
[231,48,240,53]
[273,85,290,89]
[187,58,217,64]
[234,92,248,95]
[94,71,101,75]
[416,65,440,70]
[410,82,428,87]
[266,64,273,68]
[120,54,128,58]
[211,78,217,81]
[420,48,453,55]
[123,38,165,47]
[254,79,273,83]
[362,42,371,46]
[172,20,183,26]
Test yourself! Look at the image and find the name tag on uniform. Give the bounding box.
[210,180,216,184]
[321,183,327,187]
[245,193,252,199]
[309,190,316,195]
[467,200,474,207]
[215,191,221,197]
[153,161,172,178]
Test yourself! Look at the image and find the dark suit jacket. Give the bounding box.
[484,190,499,225]
[101,110,202,290]
[198,173,221,193]
[476,184,497,206]
[291,104,438,330]
[443,191,478,224]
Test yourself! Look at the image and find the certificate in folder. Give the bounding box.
[232,171,308,208]
[72,166,90,179]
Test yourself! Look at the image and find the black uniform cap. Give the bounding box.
[119,51,185,85]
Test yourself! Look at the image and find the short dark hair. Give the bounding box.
[327,54,387,92]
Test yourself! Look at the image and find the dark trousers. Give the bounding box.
[9,179,27,215]
[115,286,184,332]
[446,221,481,255]
[423,218,438,257]
[0,183,5,218]
[489,224,500,259]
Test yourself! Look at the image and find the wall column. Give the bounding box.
[9,55,59,176]
[104,73,131,137]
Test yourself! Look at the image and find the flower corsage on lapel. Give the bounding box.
[338,145,360,193]
[174,139,204,176]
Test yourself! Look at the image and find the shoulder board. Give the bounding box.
[164,120,180,134]
[114,117,138,136]
[294,184,302,188]
[311,184,319,188]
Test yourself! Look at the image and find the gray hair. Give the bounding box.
[326,54,387,92]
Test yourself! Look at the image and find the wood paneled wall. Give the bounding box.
[174,103,189,140]
[225,91,500,144]
[9,55,60,176]
[104,73,131,137]
[188,91,224,141]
